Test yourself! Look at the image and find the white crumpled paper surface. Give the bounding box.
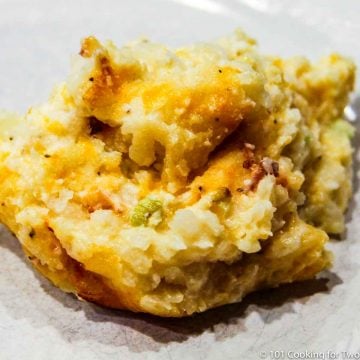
[0,1,359,359]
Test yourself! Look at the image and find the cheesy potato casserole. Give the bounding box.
[0,30,355,316]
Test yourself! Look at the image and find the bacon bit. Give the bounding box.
[260,157,280,177]
[272,162,279,177]
[94,56,117,90]
[244,143,255,150]
[100,57,112,77]
[242,143,256,169]
[242,159,255,169]
[250,165,266,190]
[261,157,273,174]
[241,142,267,191]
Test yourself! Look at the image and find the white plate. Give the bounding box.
[0,1,359,359]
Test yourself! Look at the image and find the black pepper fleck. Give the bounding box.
[242,159,254,169]
[89,77,94,82]
[218,69,222,73]
[271,162,280,177]
[29,229,35,238]
[9,137,13,141]
[44,154,51,158]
